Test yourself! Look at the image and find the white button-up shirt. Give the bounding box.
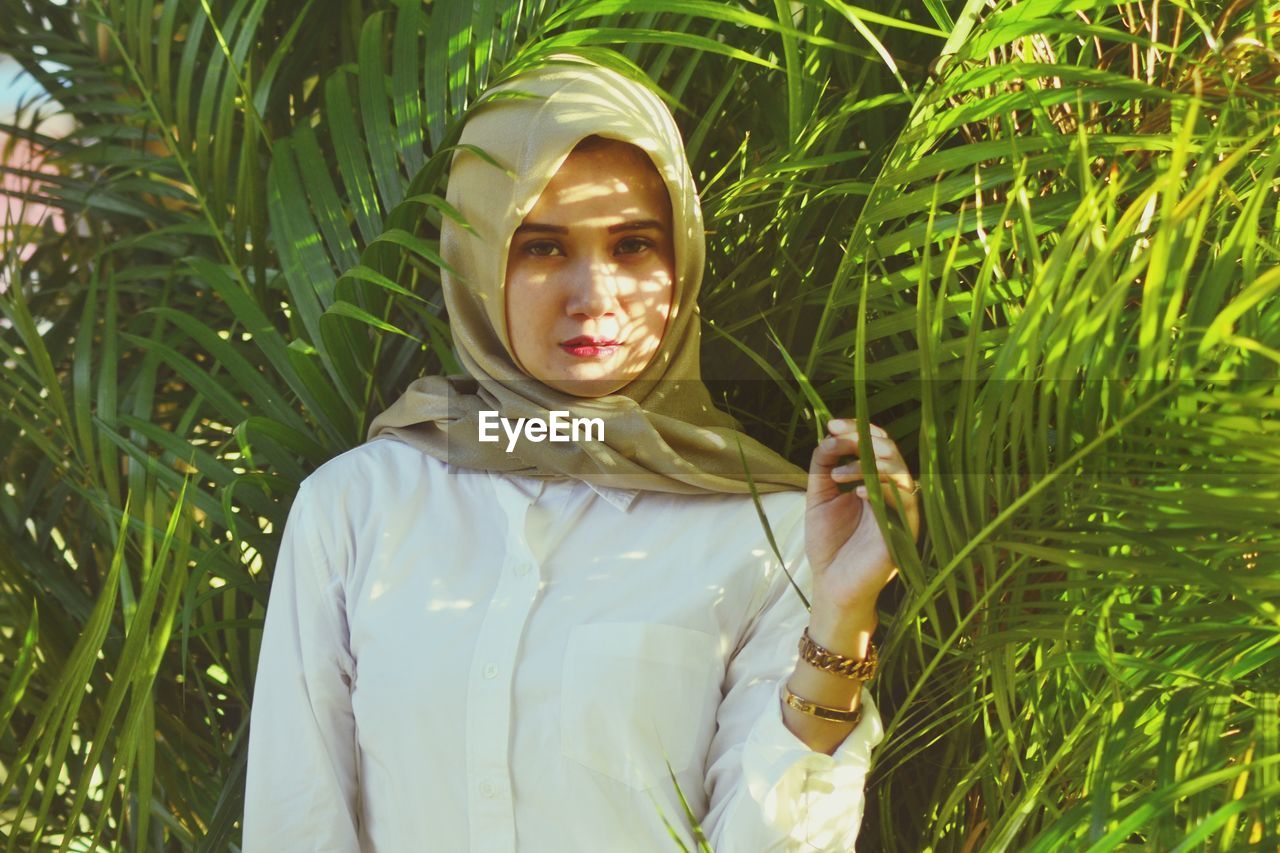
[243,437,883,852]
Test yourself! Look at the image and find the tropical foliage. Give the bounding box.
[2,0,1277,849]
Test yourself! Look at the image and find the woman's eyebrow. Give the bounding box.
[514,219,664,235]
[607,219,663,233]
[514,222,569,235]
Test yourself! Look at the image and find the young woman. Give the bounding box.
[243,54,920,852]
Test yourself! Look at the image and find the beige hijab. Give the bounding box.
[365,53,807,495]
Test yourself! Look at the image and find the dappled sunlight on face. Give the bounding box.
[504,136,675,398]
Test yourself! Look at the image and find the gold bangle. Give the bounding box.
[798,627,879,682]
[783,685,864,725]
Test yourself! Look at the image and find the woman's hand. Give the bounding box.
[803,418,921,648]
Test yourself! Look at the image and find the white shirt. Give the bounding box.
[243,436,883,852]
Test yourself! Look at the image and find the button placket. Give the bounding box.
[465,474,544,851]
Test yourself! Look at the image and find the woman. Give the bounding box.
[243,53,920,852]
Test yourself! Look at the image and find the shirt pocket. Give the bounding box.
[560,621,721,792]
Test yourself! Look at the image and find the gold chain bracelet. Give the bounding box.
[782,628,879,725]
[798,627,879,681]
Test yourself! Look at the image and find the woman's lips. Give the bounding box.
[560,336,622,358]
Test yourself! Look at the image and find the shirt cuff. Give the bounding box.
[741,680,884,847]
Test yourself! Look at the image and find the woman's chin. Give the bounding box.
[522,350,655,397]
[543,374,629,398]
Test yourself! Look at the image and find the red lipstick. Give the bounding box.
[560,336,622,358]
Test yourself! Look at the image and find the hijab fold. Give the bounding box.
[366,54,807,495]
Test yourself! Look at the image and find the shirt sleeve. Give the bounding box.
[702,517,885,853]
[242,478,362,851]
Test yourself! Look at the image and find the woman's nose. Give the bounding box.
[565,255,621,318]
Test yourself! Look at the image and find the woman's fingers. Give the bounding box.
[811,419,917,512]
[813,432,898,467]
[827,417,886,439]
[855,476,921,535]
[831,463,913,486]
[818,418,922,537]
[853,474,916,496]
[837,470,916,500]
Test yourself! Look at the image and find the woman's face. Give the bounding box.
[504,138,675,398]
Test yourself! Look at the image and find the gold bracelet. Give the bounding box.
[783,685,864,725]
[798,627,878,681]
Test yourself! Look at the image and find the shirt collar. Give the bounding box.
[584,481,640,512]
[500,471,639,513]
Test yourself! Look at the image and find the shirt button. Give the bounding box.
[479,780,496,798]
[514,561,531,576]
[482,663,498,679]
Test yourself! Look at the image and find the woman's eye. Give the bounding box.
[524,241,562,257]
[616,236,653,255]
